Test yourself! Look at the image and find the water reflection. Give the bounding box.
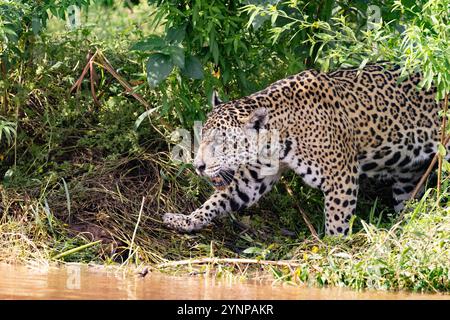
[0,263,447,300]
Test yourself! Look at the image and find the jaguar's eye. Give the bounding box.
[213,135,224,145]
[212,141,224,154]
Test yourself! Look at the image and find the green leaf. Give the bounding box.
[0,119,16,146]
[31,17,42,35]
[359,58,369,71]
[270,12,278,26]
[446,120,450,135]
[168,46,185,69]
[246,7,260,29]
[442,159,450,173]
[222,68,230,83]
[146,54,174,88]
[2,27,18,39]
[134,107,160,130]
[3,168,13,184]
[211,41,219,65]
[438,143,446,158]
[49,6,58,17]
[166,25,186,44]
[131,35,166,51]
[49,61,63,71]
[253,14,270,30]
[181,55,204,79]
[243,247,263,254]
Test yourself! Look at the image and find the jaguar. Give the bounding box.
[163,63,445,236]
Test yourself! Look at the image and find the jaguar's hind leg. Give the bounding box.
[392,173,424,212]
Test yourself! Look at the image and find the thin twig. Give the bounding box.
[1,61,8,113]
[410,133,450,200]
[70,51,98,94]
[129,196,146,257]
[70,49,172,134]
[437,93,449,203]
[94,51,172,131]
[52,240,102,260]
[95,53,149,108]
[157,257,303,269]
[89,54,100,108]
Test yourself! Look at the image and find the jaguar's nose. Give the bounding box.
[194,161,206,175]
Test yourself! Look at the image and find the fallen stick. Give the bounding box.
[157,257,302,268]
[53,240,102,260]
[157,257,324,273]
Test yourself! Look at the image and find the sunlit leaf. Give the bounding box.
[168,46,185,69]
[134,107,160,130]
[131,35,166,51]
[146,54,174,88]
[166,25,186,44]
[438,143,446,158]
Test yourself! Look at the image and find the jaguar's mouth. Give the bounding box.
[209,170,235,190]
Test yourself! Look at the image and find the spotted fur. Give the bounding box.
[163,63,446,236]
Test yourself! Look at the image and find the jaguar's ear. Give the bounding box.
[243,108,268,130]
[211,90,223,109]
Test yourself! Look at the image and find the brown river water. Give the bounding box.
[0,263,447,300]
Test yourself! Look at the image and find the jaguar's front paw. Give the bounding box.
[162,213,197,233]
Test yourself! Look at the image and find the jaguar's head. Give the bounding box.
[193,91,269,190]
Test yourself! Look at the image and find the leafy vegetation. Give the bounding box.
[0,0,449,293]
